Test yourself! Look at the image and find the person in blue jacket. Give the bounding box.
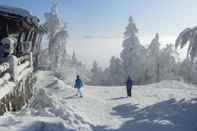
[74,75,83,97]
[126,76,133,97]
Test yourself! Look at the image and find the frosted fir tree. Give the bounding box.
[146,33,161,82]
[71,51,78,65]
[175,26,197,83]
[44,0,68,70]
[90,61,104,85]
[175,26,197,62]
[159,44,178,80]
[146,34,178,83]
[120,16,146,84]
[107,56,125,85]
[190,59,197,84]
[147,33,160,55]
[70,51,89,82]
[178,58,193,82]
[178,57,197,84]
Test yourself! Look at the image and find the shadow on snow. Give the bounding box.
[93,98,197,131]
[107,97,129,101]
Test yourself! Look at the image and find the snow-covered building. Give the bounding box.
[0,5,45,115]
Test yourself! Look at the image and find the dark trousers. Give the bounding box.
[127,87,132,97]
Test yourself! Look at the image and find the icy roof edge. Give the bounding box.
[0,5,32,18]
[0,5,42,29]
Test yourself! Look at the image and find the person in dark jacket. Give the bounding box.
[74,75,83,97]
[126,76,133,97]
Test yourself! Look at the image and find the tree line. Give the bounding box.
[89,16,197,86]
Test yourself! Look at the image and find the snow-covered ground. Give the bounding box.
[0,71,92,131]
[0,71,197,131]
[66,81,197,131]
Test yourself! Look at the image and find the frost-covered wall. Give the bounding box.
[0,54,33,115]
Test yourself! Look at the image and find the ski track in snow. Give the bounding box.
[0,71,197,131]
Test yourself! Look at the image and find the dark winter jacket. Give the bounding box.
[74,78,83,89]
[126,79,133,89]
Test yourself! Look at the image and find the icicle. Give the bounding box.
[9,101,13,111]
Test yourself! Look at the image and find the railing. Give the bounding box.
[0,63,9,74]
[0,63,10,86]
[17,53,33,82]
[18,55,30,65]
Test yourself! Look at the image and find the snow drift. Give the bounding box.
[0,71,92,131]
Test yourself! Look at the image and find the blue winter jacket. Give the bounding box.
[126,79,133,89]
[74,79,83,89]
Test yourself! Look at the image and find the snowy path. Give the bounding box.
[0,71,197,131]
[64,86,136,128]
[64,82,197,131]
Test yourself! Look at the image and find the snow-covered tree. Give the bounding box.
[175,26,197,61]
[71,51,78,65]
[178,58,197,84]
[107,56,125,85]
[178,58,193,81]
[120,16,146,84]
[175,26,197,84]
[159,44,178,80]
[191,59,197,84]
[146,33,179,83]
[90,61,104,85]
[88,57,125,86]
[146,33,161,82]
[44,0,68,70]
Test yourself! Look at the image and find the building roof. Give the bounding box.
[0,5,41,30]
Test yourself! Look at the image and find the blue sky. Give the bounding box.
[0,0,196,67]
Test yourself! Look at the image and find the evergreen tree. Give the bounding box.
[120,16,146,84]
[90,61,104,85]
[146,34,178,83]
[176,26,197,61]
[146,33,161,82]
[107,56,125,85]
[179,58,193,82]
[72,51,78,65]
[176,26,197,84]
[159,44,178,80]
[44,0,68,70]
